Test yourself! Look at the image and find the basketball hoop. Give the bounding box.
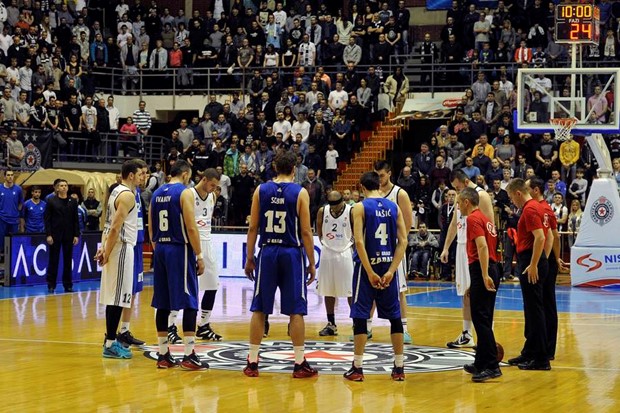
[550,117,578,142]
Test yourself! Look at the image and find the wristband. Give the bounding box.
[196,253,204,260]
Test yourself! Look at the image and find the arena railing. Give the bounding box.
[10,127,170,170]
[89,58,620,99]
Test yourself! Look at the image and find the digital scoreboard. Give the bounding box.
[555,3,600,44]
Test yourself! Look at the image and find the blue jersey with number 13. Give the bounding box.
[151,183,187,244]
[258,181,302,247]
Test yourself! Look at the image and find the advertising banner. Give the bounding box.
[570,246,620,287]
[5,232,103,286]
[4,233,324,286]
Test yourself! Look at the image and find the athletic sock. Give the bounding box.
[354,355,364,368]
[120,322,130,334]
[105,339,115,349]
[463,320,473,335]
[158,336,168,355]
[293,346,305,365]
[198,310,212,327]
[327,313,335,325]
[183,336,195,356]
[249,344,260,363]
[395,354,404,368]
[367,319,373,331]
[169,311,179,327]
[401,318,408,328]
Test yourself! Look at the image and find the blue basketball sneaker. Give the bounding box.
[103,341,133,359]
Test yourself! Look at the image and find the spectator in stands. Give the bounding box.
[132,100,151,136]
[223,141,240,178]
[176,118,193,150]
[82,188,102,231]
[78,96,99,162]
[408,223,439,279]
[230,161,256,227]
[413,142,434,178]
[120,35,139,95]
[15,90,30,127]
[119,115,139,157]
[384,67,409,106]
[473,146,492,176]
[485,158,503,184]
[551,192,568,231]
[303,168,324,227]
[431,180,448,229]
[413,175,431,226]
[429,155,451,189]
[7,129,24,167]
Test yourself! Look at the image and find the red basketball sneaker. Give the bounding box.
[243,358,259,377]
[292,359,318,378]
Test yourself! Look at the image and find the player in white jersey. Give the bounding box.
[96,160,144,359]
[166,169,224,344]
[374,160,414,344]
[440,170,495,348]
[316,191,354,336]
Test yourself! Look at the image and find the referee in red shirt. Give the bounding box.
[505,178,551,371]
[527,177,568,361]
[458,187,502,382]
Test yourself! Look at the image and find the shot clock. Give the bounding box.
[554,2,601,44]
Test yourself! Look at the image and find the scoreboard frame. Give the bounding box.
[554,3,601,44]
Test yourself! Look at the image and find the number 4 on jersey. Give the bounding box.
[374,223,388,246]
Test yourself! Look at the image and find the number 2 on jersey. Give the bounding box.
[374,223,388,245]
[265,210,286,233]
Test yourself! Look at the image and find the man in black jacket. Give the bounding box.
[44,179,80,293]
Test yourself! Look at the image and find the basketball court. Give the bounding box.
[1,277,619,411]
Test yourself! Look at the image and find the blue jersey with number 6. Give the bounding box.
[258,181,302,247]
[151,183,187,245]
[357,197,398,268]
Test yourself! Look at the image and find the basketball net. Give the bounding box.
[550,117,578,142]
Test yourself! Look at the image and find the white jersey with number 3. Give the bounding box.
[192,188,215,241]
[321,204,353,252]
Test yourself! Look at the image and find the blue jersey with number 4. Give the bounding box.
[151,183,187,245]
[357,197,398,268]
[258,181,302,247]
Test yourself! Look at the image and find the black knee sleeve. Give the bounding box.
[390,318,404,334]
[183,309,198,333]
[353,318,368,335]
[156,309,170,332]
[201,289,217,311]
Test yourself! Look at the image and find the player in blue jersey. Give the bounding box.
[243,150,318,379]
[344,171,408,382]
[0,169,23,258]
[20,186,46,233]
[117,159,148,348]
[149,160,208,371]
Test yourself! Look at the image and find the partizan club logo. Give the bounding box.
[590,196,614,226]
[143,341,476,374]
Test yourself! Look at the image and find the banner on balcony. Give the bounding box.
[427,0,498,10]
[394,96,462,120]
[18,129,53,170]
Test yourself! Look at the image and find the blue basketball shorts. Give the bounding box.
[151,243,198,311]
[350,262,401,320]
[132,243,144,294]
[250,245,308,316]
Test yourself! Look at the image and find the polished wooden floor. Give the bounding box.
[1,278,619,412]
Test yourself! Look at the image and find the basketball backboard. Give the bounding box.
[515,67,620,135]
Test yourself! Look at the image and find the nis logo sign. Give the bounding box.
[576,254,602,273]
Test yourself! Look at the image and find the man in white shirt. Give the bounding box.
[297,33,316,67]
[291,111,311,143]
[328,81,348,112]
[273,3,287,26]
[106,96,120,132]
[80,96,99,160]
[216,165,231,201]
[273,111,292,142]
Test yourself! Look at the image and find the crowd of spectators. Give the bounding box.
[421,0,620,89]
